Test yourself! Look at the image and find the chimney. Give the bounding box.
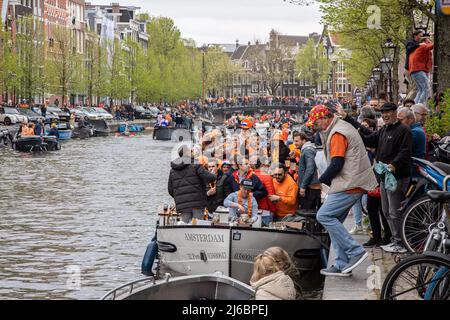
[248,41,251,46]
[236,39,239,48]
[112,3,120,14]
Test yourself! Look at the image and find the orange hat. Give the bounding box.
[305,105,331,127]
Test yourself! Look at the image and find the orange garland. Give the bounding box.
[237,190,252,219]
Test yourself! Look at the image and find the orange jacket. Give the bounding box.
[272,174,298,217]
[254,169,277,213]
[409,43,434,74]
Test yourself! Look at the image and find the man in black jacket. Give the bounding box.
[339,103,412,254]
[168,146,216,222]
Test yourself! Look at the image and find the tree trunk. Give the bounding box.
[435,12,450,95]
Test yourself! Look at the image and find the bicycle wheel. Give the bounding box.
[401,197,444,253]
[381,254,450,300]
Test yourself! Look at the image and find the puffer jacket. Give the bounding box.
[250,271,296,300]
[297,142,320,190]
[168,157,216,213]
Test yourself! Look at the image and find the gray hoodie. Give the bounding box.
[297,142,320,190]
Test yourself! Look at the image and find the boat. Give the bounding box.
[91,119,111,137]
[12,136,61,152]
[118,123,145,133]
[100,272,254,300]
[72,126,93,139]
[155,208,330,284]
[0,129,11,148]
[153,126,175,140]
[57,129,72,140]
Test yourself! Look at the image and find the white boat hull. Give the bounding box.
[157,225,329,283]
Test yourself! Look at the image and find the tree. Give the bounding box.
[296,38,329,88]
[0,19,22,104]
[15,15,46,102]
[46,25,84,106]
[247,31,293,95]
[204,45,241,97]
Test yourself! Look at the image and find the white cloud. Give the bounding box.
[89,0,323,44]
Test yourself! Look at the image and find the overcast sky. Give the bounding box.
[90,0,323,45]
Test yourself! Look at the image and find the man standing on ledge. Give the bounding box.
[306,105,378,277]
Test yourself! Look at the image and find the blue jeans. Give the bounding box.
[351,197,363,226]
[317,192,366,271]
[261,215,273,227]
[411,71,429,104]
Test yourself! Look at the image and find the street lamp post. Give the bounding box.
[201,44,207,104]
[381,38,397,102]
[372,66,381,98]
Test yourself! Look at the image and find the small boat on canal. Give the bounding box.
[57,129,73,140]
[12,136,61,152]
[154,207,330,284]
[153,126,176,141]
[101,272,254,300]
[91,119,111,137]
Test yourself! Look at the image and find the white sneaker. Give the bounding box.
[349,225,364,235]
[380,243,395,251]
[383,245,407,254]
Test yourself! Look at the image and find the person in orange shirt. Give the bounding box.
[269,165,298,221]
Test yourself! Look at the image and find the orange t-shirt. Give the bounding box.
[330,133,364,194]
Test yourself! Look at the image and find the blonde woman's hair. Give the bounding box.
[263,247,303,299]
[250,254,280,283]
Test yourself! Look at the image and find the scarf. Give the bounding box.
[237,190,253,218]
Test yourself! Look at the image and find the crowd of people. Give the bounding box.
[160,89,447,297]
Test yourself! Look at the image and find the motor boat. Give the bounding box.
[12,136,60,152]
[153,126,175,140]
[154,208,330,284]
[57,129,72,140]
[91,119,111,137]
[100,272,254,300]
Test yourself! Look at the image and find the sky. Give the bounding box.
[89,0,323,45]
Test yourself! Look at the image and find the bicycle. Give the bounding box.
[401,174,450,253]
[380,190,450,300]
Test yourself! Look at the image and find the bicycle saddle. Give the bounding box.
[427,190,450,203]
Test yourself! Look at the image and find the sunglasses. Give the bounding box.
[272,173,283,177]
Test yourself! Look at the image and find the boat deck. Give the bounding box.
[322,217,396,300]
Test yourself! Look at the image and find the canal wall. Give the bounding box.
[322,218,396,300]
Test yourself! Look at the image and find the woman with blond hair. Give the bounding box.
[262,247,303,299]
[250,248,297,300]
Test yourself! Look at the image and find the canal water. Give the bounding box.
[0,134,324,299]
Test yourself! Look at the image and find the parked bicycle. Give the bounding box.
[380,189,450,300]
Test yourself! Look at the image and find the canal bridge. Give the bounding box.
[209,104,311,124]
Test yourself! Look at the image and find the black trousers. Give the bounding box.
[298,188,322,211]
[367,195,392,241]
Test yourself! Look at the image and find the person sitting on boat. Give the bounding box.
[223,179,259,224]
[263,247,303,299]
[250,250,296,300]
[34,119,44,136]
[270,164,299,222]
[22,123,36,137]
[47,123,60,139]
